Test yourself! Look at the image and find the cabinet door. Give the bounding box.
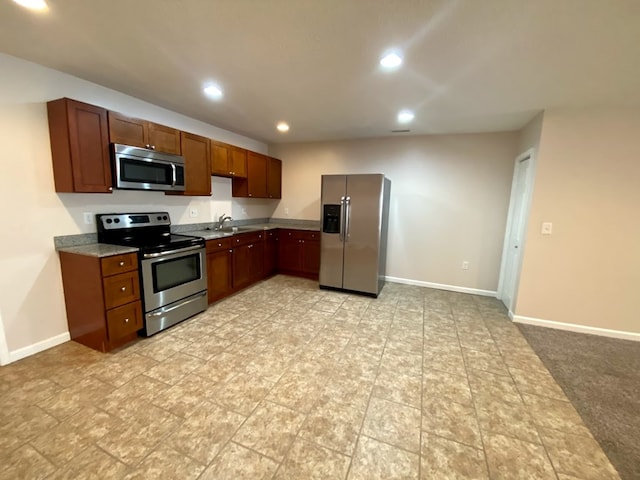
[172,132,211,196]
[207,250,232,302]
[263,231,278,277]
[211,141,231,176]
[232,244,252,289]
[247,152,268,198]
[48,98,112,193]
[301,238,321,276]
[148,122,181,154]
[248,242,264,282]
[278,233,301,272]
[267,157,282,199]
[108,111,147,148]
[231,147,247,178]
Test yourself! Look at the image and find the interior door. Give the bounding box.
[342,174,383,295]
[500,154,533,313]
[319,175,347,288]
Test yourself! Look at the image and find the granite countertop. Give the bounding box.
[56,243,139,258]
[187,222,319,241]
[55,220,320,257]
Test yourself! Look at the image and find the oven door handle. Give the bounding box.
[147,291,207,317]
[142,244,203,258]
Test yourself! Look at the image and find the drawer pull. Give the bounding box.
[218,243,222,247]
[120,286,126,292]
[124,318,129,323]
[119,261,125,266]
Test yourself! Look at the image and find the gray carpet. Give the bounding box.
[518,324,640,480]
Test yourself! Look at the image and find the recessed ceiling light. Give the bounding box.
[276,122,290,133]
[397,110,415,124]
[203,83,223,100]
[380,51,403,69]
[12,0,48,11]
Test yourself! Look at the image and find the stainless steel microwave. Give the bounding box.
[112,143,186,192]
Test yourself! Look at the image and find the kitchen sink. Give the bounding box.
[208,226,259,233]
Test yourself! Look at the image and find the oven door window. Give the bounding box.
[152,253,201,292]
[120,157,173,185]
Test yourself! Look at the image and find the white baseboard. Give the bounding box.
[8,332,71,364]
[385,276,497,297]
[513,315,640,342]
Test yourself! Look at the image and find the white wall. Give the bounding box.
[0,54,275,359]
[515,107,640,336]
[270,133,518,293]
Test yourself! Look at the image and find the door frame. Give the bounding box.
[497,148,537,317]
[0,310,9,365]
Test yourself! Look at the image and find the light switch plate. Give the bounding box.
[83,212,93,225]
[541,222,553,235]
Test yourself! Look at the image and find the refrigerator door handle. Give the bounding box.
[344,196,351,241]
[339,196,346,241]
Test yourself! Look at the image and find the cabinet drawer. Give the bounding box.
[280,229,319,240]
[103,270,140,309]
[206,237,232,253]
[101,253,138,276]
[232,231,264,247]
[107,301,142,340]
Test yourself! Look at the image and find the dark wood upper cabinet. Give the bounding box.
[247,152,268,198]
[166,132,211,196]
[211,141,247,178]
[108,111,181,155]
[47,98,112,193]
[267,156,282,199]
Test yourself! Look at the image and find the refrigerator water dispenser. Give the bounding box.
[322,204,341,233]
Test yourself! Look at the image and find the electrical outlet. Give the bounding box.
[462,261,469,270]
[189,208,198,218]
[541,222,553,235]
[284,207,289,216]
[83,212,93,225]
[242,208,247,215]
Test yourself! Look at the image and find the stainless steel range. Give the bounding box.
[97,212,207,335]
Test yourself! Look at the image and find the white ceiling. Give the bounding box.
[1,0,639,143]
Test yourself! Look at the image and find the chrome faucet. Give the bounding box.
[216,214,232,230]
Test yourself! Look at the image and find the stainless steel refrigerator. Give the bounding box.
[319,174,391,297]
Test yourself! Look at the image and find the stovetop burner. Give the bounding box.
[96,212,204,253]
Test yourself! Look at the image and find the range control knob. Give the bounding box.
[114,218,120,223]
[163,215,168,220]
[106,219,112,224]
[157,216,162,221]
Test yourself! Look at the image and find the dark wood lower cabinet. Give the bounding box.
[58,251,142,352]
[278,229,321,279]
[206,228,319,304]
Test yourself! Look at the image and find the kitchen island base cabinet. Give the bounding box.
[59,252,142,353]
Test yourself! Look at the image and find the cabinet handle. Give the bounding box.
[151,145,156,150]
[119,261,125,266]
[229,249,232,253]
[248,194,252,197]
[109,187,113,191]
[145,144,150,148]
[124,318,129,323]
[120,286,126,292]
[249,244,253,249]
[218,243,222,247]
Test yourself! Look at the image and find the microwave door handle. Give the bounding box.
[170,163,177,187]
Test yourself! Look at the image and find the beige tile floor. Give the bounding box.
[0,275,620,479]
